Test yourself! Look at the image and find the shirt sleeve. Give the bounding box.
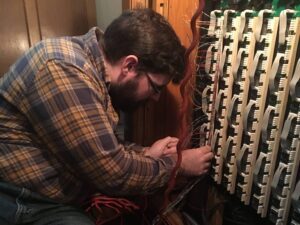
[120,140,147,154]
[24,60,176,196]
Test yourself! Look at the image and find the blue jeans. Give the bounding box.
[0,180,95,225]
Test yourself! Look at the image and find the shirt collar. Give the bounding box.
[81,27,111,86]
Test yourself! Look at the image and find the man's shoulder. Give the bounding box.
[41,36,86,66]
[41,27,102,70]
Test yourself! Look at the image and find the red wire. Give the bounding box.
[161,0,206,213]
[85,194,140,225]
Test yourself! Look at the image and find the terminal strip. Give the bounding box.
[223,10,257,194]
[267,13,300,224]
[235,10,279,205]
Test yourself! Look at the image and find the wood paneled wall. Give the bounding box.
[0,0,96,76]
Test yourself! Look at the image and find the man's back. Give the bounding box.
[0,28,109,203]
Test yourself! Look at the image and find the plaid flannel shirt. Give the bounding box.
[0,27,175,203]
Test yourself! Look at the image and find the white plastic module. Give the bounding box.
[203,10,225,183]
[255,12,300,222]
[237,10,279,206]
[199,7,300,225]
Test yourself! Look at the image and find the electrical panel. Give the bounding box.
[196,2,300,224]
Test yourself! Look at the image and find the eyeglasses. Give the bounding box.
[145,73,164,94]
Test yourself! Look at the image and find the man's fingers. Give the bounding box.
[202,151,214,162]
[158,136,174,147]
[198,145,211,153]
[167,137,179,145]
[167,142,178,148]
[163,146,177,155]
[202,169,209,174]
[203,162,211,169]
[180,146,214,176]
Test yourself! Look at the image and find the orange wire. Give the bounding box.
[161,0,206,213]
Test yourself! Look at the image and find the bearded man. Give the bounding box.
[0,8,212,225]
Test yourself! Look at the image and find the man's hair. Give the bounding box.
[102,8,186,83]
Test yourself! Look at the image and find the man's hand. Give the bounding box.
[144,136,179,158]
[180,145,213,176]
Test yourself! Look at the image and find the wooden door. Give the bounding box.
[0,0,30,76]
[0,0,96,76]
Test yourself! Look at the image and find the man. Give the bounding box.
[0,8,213,225]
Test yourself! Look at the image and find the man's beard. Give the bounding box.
[108,79,146,112]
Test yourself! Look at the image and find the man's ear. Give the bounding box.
[121,55,139,78]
